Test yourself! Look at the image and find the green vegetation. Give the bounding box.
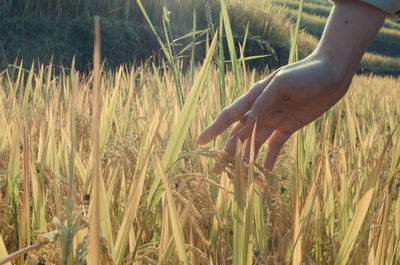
[1,0,400,264]
[1,0,399,74]
[0,12,150,72]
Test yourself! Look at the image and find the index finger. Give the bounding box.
[197,91,258,145]
[197,106,237,145]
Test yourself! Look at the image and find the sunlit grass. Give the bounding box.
[1,54,400,264]
[1,1,400,264]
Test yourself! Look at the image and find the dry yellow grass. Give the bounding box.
[0,58,399,264]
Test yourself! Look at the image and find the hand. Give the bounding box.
[197,55,348,171]
[197,1,386,172]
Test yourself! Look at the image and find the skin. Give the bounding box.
[197,1,386,172]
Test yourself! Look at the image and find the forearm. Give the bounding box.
[313,1,386,83]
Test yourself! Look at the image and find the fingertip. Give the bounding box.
[197,129,213,145]
[263,157,275,172]
[197,135,207,145]
[263,147,278,171]
[212,163,222,174]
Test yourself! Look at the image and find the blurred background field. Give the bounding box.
[1,0,400,74]
[1,0,400,264]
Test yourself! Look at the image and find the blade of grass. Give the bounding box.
[146,31,218,208]
[206,31,211,128]
[60,63,79,264]
[373,190,389,264]
[157,174,208,265]
[242,22,250,52]
[338,165,350,242]
[98,170,114,257]
[290,157,303,265]
[395,188,400,237]
[297,129,305,193]
[334,132,393,265]
[345,98,358,164]
[99,71,120,158]
[7,122,20,249]
[136,0,184,108]
[0,235,11,265]
[190,9,196,88]
[208,173,231,257]
[114,110,163,265]
[288,0,304,64]
[232,140,245,265]
[19,123,31,250]
[161,16,184,107]
[315,195,322,265]
[224,54,271,63]
[293,191,302,265]
[0,241,49,265]
[334,188,374,265]
[218,12,226,111]
[323,121,335,239]
[242,124,257,265]
[22,63,34,109]
[220,0,242,99]
[153,154,188,265]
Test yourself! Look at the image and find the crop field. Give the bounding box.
[1,0,400,265]
[1,49,400,265]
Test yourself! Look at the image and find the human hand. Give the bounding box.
[197,1,385,173]
[197,56,348,172]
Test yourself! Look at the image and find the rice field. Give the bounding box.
[1,1,400,265]
[1,47,400,265]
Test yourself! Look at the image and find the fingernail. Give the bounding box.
[240,113,250,123]
[197,133,206,145]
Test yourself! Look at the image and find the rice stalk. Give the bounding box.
[88,16,102,265]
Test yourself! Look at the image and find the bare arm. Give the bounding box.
[197,1,386,172]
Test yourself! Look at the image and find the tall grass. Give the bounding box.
[1,1,400,265]
[1,54,400,265]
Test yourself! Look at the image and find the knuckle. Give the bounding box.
[244,92,255,107]
[220,107,233,121]
[255,80,263,87]
[268,135,288,149]
[270,70,295,101]
[253,93,268,110]
[273,70,293,88]
[274,70,293,87]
